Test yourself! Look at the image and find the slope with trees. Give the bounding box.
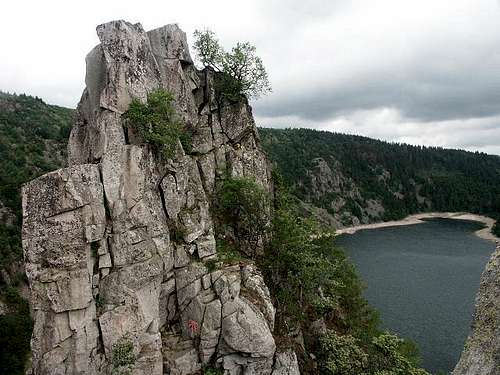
[0,91,72,374]
[260,127,500,230]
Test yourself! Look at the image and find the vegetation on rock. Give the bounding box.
[216,175,270,252]
[193,29,271,101]
[202,366,224,375]
[112,338,136,374]
[318,331,368,374]
[124,89,191,158]
[262,170,430,374]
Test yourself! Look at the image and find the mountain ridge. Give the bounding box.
[259,127,500,234]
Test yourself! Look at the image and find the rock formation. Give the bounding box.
[22,20,299,375]
[452,243,500,375]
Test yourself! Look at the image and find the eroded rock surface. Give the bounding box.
[23,20,282,375]
[453,243,500,375]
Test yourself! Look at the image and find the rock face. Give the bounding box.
[302,157,386,228]
[23,20,280,375]
[452,243,500,375]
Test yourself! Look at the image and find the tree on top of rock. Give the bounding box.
[193,29,271,102]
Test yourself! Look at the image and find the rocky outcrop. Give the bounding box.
[303,157,385,227]
[22,20,281,375]
[452,243,500,375]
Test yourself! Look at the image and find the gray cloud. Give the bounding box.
[254,66,500,122]
[252,0,500,124]
[0,0,499,154]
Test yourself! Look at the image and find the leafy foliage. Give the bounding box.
[193,29,271,101]
[317,330,430,375]
[124,89,189,158]
[202,366,224,375]
[263,171,378,334]
[112,338,136,374]
[318,330,368,375]
[216,238,245,264]
[217,176,270,248]
[367,333,430,375]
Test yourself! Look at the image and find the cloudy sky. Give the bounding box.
[1,0,500,154]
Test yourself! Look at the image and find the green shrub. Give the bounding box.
[367,333,430,375]
[216,238,244,264]
[263,171,378,333]
[193,29,271,101]
[170,225,187,244]
[318,330,368,375]
[202,366,224,375]
[204,259,218,272]
[217,176,270,245]
[112,338,136,374]
[124,89,190,159]
[262,171,429,374]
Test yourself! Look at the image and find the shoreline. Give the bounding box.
[335,212,499,243]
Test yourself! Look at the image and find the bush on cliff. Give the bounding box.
[124,89,191,158]
[193,29,271,102]
[112,338,136,374]
[217,175,270,250]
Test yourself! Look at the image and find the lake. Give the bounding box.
[335,218,496,374]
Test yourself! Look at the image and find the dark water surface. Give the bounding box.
[336,218,495,374]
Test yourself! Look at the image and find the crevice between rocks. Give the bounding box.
[157,173,171,222]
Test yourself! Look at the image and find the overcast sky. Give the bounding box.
[1,0,500,155]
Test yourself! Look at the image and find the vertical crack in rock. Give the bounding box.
[158,173,172,221]
[22,20,287,375]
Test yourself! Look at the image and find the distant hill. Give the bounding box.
[0,92,72,276]
[259,127,500,234]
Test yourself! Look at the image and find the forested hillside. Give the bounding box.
[0,92,71,272]
[260,127,500,233]
[0,92,72,373]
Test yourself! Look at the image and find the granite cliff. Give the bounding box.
[22,21,298,375]
[453,243,500,375]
